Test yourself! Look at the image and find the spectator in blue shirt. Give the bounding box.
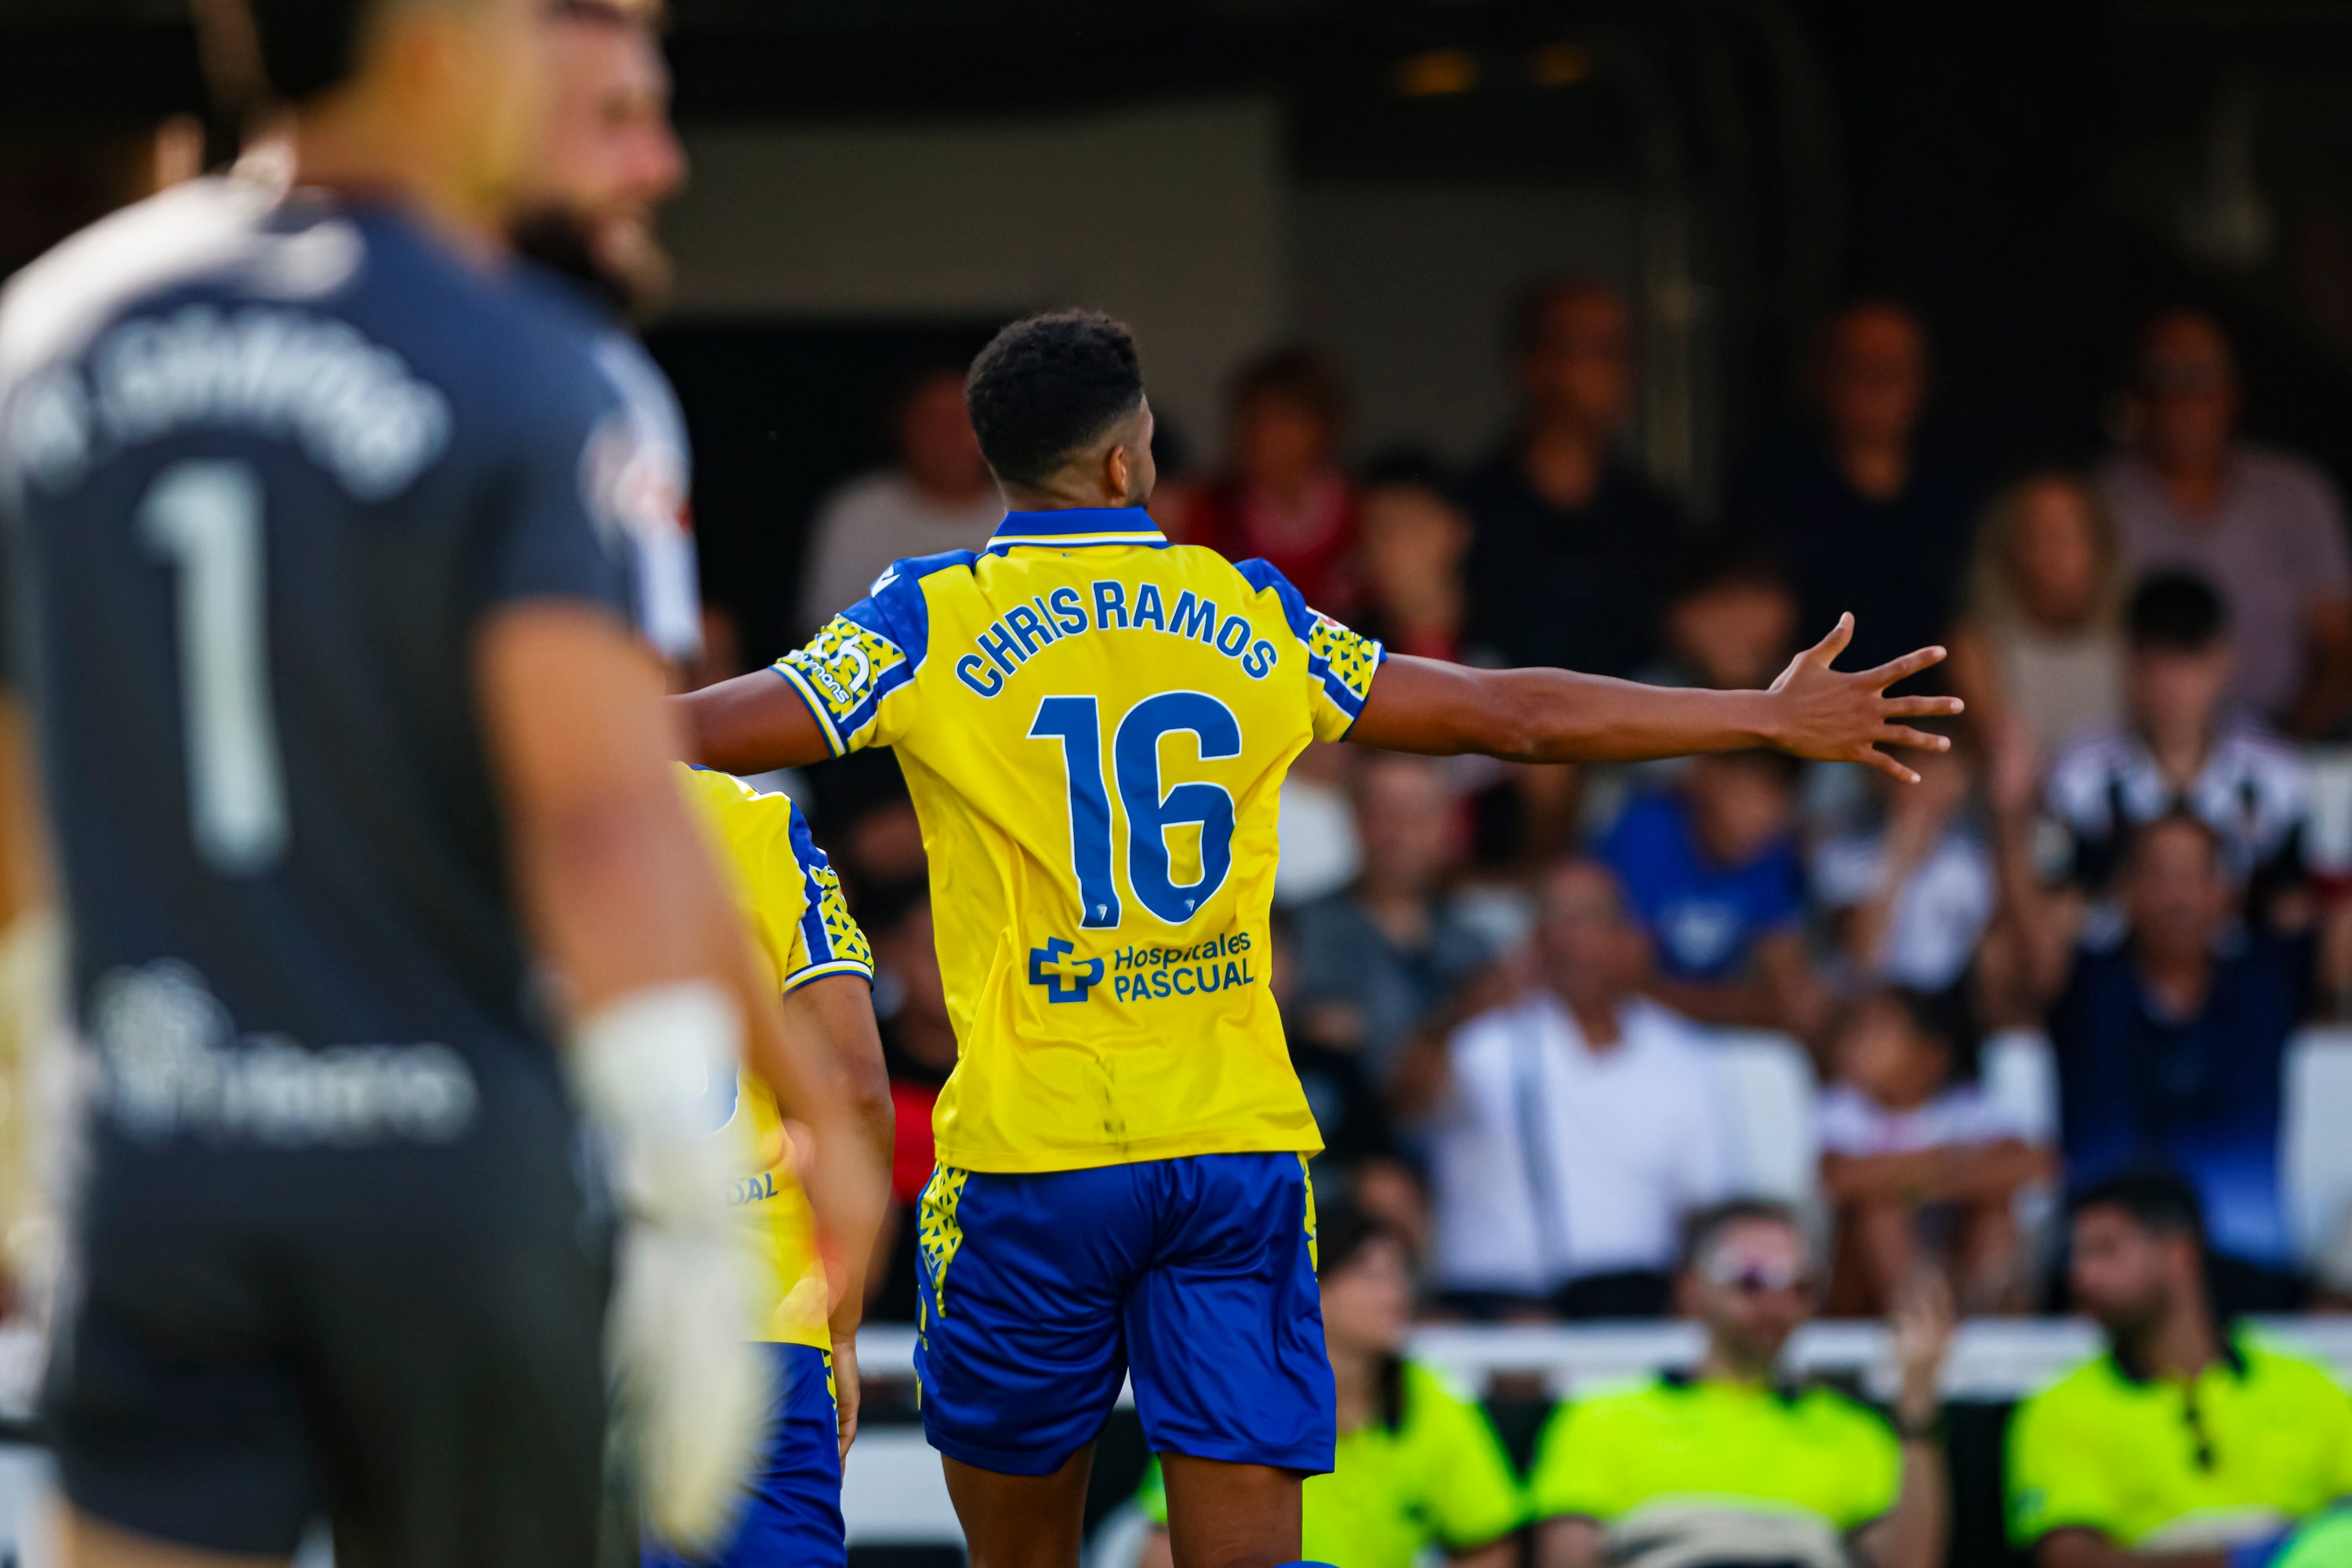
[1994,775,2352,1308]
[1601,750,1831,1037]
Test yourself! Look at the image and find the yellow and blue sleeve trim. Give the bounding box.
[771,553,956,755]
[778,798,874,991]
[1235,556,1386,724]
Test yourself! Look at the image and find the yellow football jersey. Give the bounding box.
[677,764,874,1348]
[773,507,1385,1174]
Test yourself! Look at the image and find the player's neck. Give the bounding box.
[1000,484,1141,516]
[284,97,506,268]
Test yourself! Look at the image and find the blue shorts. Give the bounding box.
[913,1152,1333,1478]
[643,1342,844,1568]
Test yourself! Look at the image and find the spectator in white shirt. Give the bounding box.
[1425,859,1730,1320]
[796,364,1005,634]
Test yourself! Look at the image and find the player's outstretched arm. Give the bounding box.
[1349,614,1962,782]
[671,670,835,773]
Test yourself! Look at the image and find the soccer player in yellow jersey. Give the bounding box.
[661,765,891,1568]
[673,310,1963,1568]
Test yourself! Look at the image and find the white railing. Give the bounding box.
[851,1314,2352,1405]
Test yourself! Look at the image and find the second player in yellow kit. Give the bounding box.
[667,766,875,1568]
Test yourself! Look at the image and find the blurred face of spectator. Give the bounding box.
[1319,1232,1414,1362]
[523,13,687,313]
[1686,1218,1813,1370]
[2132,313,2240,477]
[1831,994,1951,1110]
[1665,578,1799,691]
[1359,482,1469,609]
[2122,818,2231,967]
[1685,753,1797,868]
[1355,757,1457,898]
[1232,389,1338,494]
[1818,305,1927,452]
[898,372,993,501]
[2127,639,2232,750]
[2070,1205,2195,1341]
[1517,287,1635,438]
[2007,476,2107,628]
[1537,861,1642,1014]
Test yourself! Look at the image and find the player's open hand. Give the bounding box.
[1766,614,1963,783]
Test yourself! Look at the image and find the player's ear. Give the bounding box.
[1103,441,1133,506]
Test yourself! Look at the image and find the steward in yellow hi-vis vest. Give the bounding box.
[774,510,1379,1176]
[670,764,873,1568]
[672,307,1964,1540]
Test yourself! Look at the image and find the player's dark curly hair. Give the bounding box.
[964,310,1145,490]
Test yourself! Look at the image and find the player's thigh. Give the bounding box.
[644,1343,844,1568]
[60,1507,288,1568]
[1123,1155,1332,1472]
[45,1164,318,1559]
[1157,1454,1302,1568]
[940,1447,1094,1568]
[297,1133,612,1568]
[913,1164,1149,1476]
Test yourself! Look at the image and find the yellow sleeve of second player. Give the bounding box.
[677,764,872,993]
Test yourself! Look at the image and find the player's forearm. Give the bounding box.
[780,975,895,1322]
[1496,671,1782,764]
[513,785,745,1012]
[1353,658,1780,764]
[743,985,887,1312]
[481,605,755,1014]
[670,670,834,773]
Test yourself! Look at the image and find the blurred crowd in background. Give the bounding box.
[736,274,2352,1564]
[746,278,2352,1339]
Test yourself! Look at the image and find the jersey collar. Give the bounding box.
[986,507,1169,553]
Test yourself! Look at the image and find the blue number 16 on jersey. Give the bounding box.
[1029,691,1242,930]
